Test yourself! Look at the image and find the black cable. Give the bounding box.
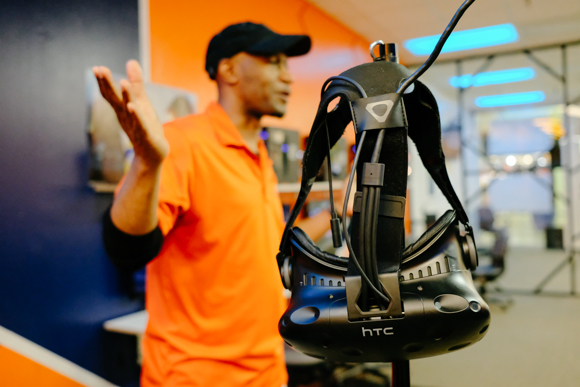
[324,118,337,218]
[359,185,369,310]
[318,74,390,305]
[365,186,387,310]
[280,75,367,255]
[371,186,386,310]
[368,129,390,308]
[341,132,391,305]
[367,0,477,164]
[397,0,477,95]
[328,0,477,310]
[359,0,478,290]
[364,187,375,287]
[371,129,386,164]
[365,123,389,307]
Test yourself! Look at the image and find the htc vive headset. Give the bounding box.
[276,0,489,363]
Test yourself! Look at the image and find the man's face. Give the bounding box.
[233,52,293,118]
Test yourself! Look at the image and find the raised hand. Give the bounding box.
[93,60,169,167]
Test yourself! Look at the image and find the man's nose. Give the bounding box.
[280,64,293,84]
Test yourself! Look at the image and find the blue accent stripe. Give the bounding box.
[404,24,519,56]
[475,91,545,108]
[450,67,535,88]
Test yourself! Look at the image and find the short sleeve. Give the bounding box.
[156,124,194,235]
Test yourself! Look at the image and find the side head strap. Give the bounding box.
[404,80,470,226]
[277,84,360,263]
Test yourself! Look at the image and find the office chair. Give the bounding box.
[472,207,511,309]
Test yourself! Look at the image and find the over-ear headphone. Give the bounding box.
[276,0,488,363]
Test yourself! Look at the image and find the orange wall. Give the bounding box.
[0,346,84,387]
[149,0,371,138]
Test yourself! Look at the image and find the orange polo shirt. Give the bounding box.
[141,103,288,387]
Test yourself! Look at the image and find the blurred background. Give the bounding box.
[1,0,579,386]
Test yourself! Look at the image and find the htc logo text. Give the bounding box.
[361,327,394,337]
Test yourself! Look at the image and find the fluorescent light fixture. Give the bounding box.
[505,155,517,167]
[537,157,547,167]
[404,23,519,56]
[475,91,545,108]
[450,67,535,88]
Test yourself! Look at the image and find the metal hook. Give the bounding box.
[369,40,386,61]
[370,41,399,63]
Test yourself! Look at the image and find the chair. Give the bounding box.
[472,207,511,309]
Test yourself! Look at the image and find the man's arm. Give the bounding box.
[94,60,170,271]
[93,60,168,234]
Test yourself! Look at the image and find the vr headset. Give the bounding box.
[276,0,490,363]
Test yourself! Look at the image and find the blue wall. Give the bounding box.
[0,0,143,384]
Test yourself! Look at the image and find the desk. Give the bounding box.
[103,310,148,336]
[102,308,320,366]
[103,310,147,363]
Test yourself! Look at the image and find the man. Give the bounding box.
[95,22,333,386]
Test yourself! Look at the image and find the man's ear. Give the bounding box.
[216,58,239,85]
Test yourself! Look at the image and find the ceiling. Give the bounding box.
[309,0,580,112]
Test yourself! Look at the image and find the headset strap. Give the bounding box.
[278,77,472,260]
[278,85,359,256]
[405,81,470,226]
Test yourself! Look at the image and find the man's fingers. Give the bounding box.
[123,63,158,126]
[126,60,147,99]
[126,60,142,80]
[120,79,134,104]
[126,102,144,124]
[96,77,121,108]
[94,66,123,107]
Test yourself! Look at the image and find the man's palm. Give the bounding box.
[93,60,169,166]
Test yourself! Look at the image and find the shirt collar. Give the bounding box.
[206,102,248,148]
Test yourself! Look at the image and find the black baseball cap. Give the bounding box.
[205,22,311,79]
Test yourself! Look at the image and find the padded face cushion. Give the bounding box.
[291,209,456,269]
[291,227,349,266]
[402,210,456,261]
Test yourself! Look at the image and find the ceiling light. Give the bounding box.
[505,155,517,166]
[404,23,519,56]
[449,67,535,88]
[475,91,545,108]
[537,157,547,167]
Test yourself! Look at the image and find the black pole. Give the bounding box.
[391,360,410,387]
[530,43,580,296]
[456,60,469,208]
[561,44,577,295]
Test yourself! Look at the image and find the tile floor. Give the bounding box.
[408,246,580,387]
